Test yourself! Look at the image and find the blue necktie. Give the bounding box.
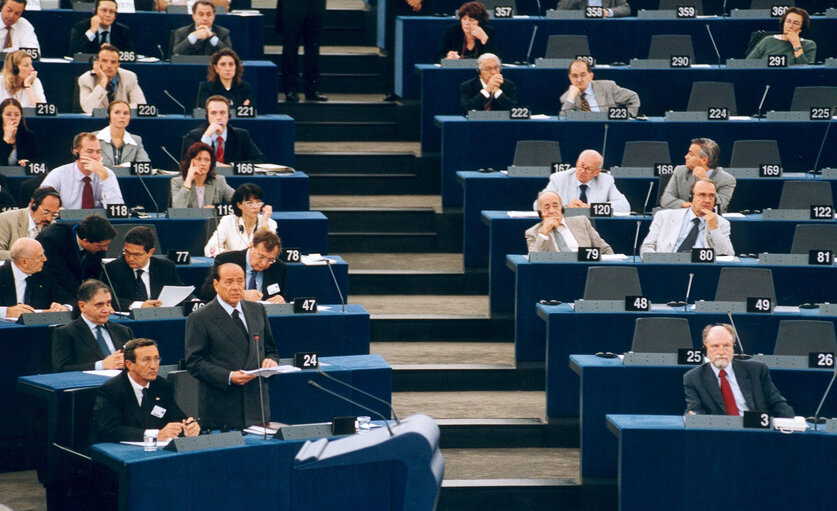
[95,325,111,358]
[135,269,148,301]
[248,271,258,291]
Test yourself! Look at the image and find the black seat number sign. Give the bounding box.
[810,205,833,220]
[585,6,604,17]
[590,203,612,217]
[670,55,690,68]
[677,348,703,365]
[35,103,57,116]
[137,104,157,117]
[578,247,601,262]
[746,297,772,313]
[216,204,234,216]
[294,297,318,313]
[743,410,771,429]
[676,6,696,17]
[691,248,715,263]
[809,352,834,369]
[770,5,789,17]
[184,301,205,315]
[758,164,781,177]
[167,250,191,265]
[234,162,255,175]
[106,204,129,218]
[131,162,152,175]
[767,55,787,67]
[809,250,833,265]
[510,107,530,119]
[26,161,48,175]
[625,295,650,311]
[294,352,319,368]
[551,162,571,173]
[708,107,729,120]
[575,55,595,66]
[494,6,513,18]
[283,248,301,263]
[118,51,136,62]
[235,105,256,118]
[608,106,629,120]
[810,107,831,120]
[654,163,675,176]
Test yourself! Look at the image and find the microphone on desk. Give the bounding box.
[641,181,654,216]
[631,220,642,261]
[726,311,752,360]
[160,146,181,169]
[524,25,538,65]
[254,334,269,440]
[810,109,835,175]
[601,123,609,164]
[705,25,721,68]
[307,381,394,436]
[323,257,346,313]
[683,272,694,311]
[316,369,400,424]
[807,362,836,427]
[100,261,124,313]
[157,44,166,62]
[721,0,728,17]
[133,162,161,217]
[163,89,187,116]
[755,85,770,120]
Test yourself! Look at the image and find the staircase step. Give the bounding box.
[349,268,487,294]
[438,478,586,511]
[320,207,437,233]
[296,152,417,174]
[279,101,398,123]
[294,121,405,142]
[370,316,514,342]
[392,364,543,391]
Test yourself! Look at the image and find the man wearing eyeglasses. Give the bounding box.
[540,149,631,213]
[0,237,72,320]
[103,226,188,312]
[199,229,286,303]
[0,186,60,261]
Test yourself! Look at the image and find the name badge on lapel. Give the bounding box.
[150,405,167,418]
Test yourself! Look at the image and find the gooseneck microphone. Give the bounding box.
[100,260,124,312]
[601,124,609,163]
[323,257,346,313]
[316,369,400,424]
[132,163,160,216]
[254,334,268,440]
[726,311,752,360]
[810,109,835,174]
[307,381,394,436]
[156,44,165,61]
[160,146,181,168]
[807,363,836,426]
[705,24,721,67]
[631,220,641,261]
[163,89,187,116]
[641,181,654,216]
[683,272,694,311]
[525,25,538,65]
[755,85,770,120]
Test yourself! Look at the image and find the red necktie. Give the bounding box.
[81,176,95,209]
[215,138,225,164]
[718,369,739,416]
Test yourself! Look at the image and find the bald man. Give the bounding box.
[0,238,72,320]
[541,149,631,213]
[526,190,614,254]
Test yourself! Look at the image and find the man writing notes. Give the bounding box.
[186,263,279,430]
[684,323,795,417]
[526,190,614,254]
[459,53,516,114]
[560,60,639,117]
[640,179,734,256]
[541,149,631,213]
[660,138,736,213]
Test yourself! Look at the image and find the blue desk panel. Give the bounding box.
[437,117,837,207]
[509,255,837,362]
[608,415,837,510]
[571,356,837,479]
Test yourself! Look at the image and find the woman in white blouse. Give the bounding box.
[204,183,276,257]
[96,101,150,166]
[0,50,45,107]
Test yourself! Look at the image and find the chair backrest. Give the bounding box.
[648,35,695,61]
[657,0,704,14]
[621,141,672,167]
[729,140,781,168]
[750,0,794,8]
[105,223,164,258]
[773,320,836,356]
[513,140,562,167]
[656,172,674,206]
[583,266,642,300]
[790,87,837,112]
[631,317,694,353]
[168,370,200,418]
[791,224,837,254]
[714,267,776,304]
[545,35,591,59]
[687,82,737,115]
[777,181,833,210]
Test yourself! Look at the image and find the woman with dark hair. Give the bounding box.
[746,7,816,64]
[0,50,46,107]
[0,98,37,167]
[436,2,497,62]
[171,142,234,209]
[96,100,150,167]
[203,183,276,257]
[196,49,254,109]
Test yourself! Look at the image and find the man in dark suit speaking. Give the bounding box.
[186,263,279,430]
[181,95,265,165]
[459,53,516,114]
[684,323,795,417]
[52,279,134,372]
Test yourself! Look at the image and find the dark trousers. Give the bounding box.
[383,0,433,93]
[279,0,326,94]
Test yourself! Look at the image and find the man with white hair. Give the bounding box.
[459,53,517,114]
[541,149,631,213]
[683,323,795,417]
[0,237,72,319]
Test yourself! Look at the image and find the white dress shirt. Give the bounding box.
[543,169,631,213]
[27,212,38,238]
[81,315,116,370]
[479,77,504,99]
[537,218,580,251]
[709,362,749,415]
[204,214,278,257]
[674,208,708,249]
[0,17,40,52]
[41,162,125,209]
[0,76,46,107]
[127,371,150,407]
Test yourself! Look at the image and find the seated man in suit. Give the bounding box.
[68,0,134,55]
[0,186,61,260]
[41,133,124,209]
[526,190,614,254]
[52,279,134,372]
[556,0,630,17]
[560,60,639,117]
[660,138,737,213]
[684,323,795,417]
[459,53,516,114]
[186,263,279,430]
[541,149,631,213]
[92,338,200,443]
[641,179,734,257]
[104,226,187,311]
[170,0,232,56]
[181,95,265,166]
[0,237,72,320]
[37,214,117,302]
[77,44,147,114]
[0,0,41,53]
[199,229,287,303]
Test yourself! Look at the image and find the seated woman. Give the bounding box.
[96,101,150,167]
[204,183,276,257]
[171,142,234,209]
[0,50,46,107]
[0,98,37,168]
[196,49,254,109]
[436,2,498,62]
[746,7,816,64]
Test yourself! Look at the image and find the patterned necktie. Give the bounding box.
[718,369,740,416]
[23,275,33,305]
[578,184,589,204]
[81,176,94,209]
[483,92,494,111]
[677,218,702,252]
[232,309,249,341]
[579,92,591,112]
[215,138,225,163]
[134,269,148,301]
[95,325,111,358]
[105,81,115,103]
[3,25,11,49]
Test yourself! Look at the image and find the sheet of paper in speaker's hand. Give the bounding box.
[157,286,195,307]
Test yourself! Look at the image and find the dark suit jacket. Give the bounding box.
[170,24,232,56]
[69,19,134,55]
[684,360,795,418]
[196,79,254,109]
[92,371,187,443]
[36,222,104,302]
[460,76,517,114]
[436,23,498,62]
[104,256,186,312]
[52,318,134,372]
[0,263,74,309]
[185,298,278,429]
[0,127,37,166]
[181,124,265,164]
[199,248,287,301]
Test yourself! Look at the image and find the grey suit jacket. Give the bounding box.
[0,207,30,260]
[684,360,795,417]
[97,129,150,166]
[525,216,614,254]
[170,175,235,208]
[640,208,734,256]
[556,0,631,17]
[660,165,737,213]
[78,68,147,114]
[171,24,232,56]
[560,80,640,116]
